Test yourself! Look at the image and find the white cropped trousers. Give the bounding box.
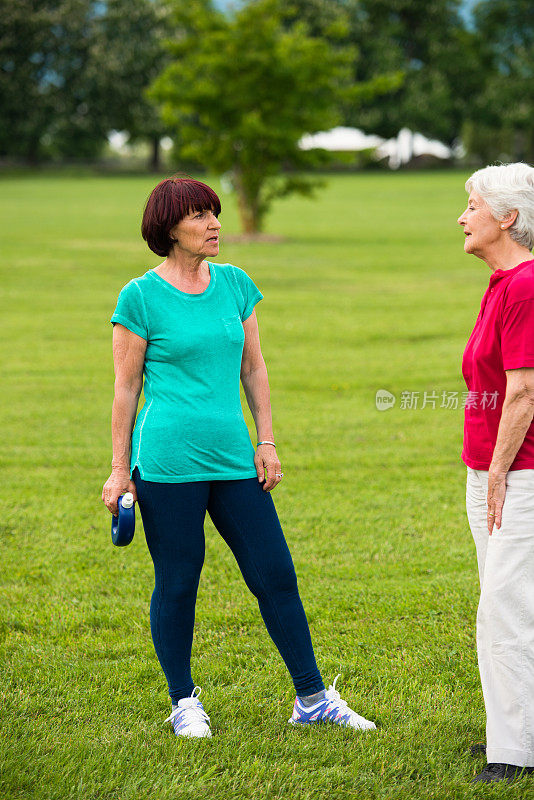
[466,467,534,767]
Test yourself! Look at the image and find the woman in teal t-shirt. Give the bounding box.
[102,176,376,738]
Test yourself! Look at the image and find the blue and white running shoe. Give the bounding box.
[288,674,376,731]
[164,686,212,738]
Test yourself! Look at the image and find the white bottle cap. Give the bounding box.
[121,492,134,509]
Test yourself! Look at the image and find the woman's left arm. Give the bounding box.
[240,310,282,492]
[487,367,534,532]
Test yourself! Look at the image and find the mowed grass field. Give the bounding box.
[2,170,531,800]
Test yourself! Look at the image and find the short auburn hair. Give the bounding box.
[141,176,221,257]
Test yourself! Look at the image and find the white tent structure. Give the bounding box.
[376,128,453,169]
[299,125,453,169]
[299,126,385,152]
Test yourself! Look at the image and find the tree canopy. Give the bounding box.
[0,0,532,169]
[464,0,534,162]
[0,0,170,164]
[149,0,366,232]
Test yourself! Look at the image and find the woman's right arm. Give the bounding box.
[102,323,147,515]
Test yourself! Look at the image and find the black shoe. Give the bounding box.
[469,743,486,756]
[472,763,534,784]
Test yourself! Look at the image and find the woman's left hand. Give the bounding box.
[255,445,283,492]
[487,470,506,534]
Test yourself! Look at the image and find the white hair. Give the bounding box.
[465,162,534,251]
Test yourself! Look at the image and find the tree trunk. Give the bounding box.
[237,197,260,234]
[149,136,161,172]
[25,135,41,166]
[234,170,262,234]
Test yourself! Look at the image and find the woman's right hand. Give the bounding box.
[102,469,137,516]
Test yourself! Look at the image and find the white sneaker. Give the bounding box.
[164,686,212,738]
[288,674,376,731]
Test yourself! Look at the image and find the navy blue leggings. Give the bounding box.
[133,470,324,702]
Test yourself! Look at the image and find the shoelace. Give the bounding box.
[164,686,210,728]
[324,674,350,716]
[324,674,367,725]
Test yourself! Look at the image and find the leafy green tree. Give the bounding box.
[1,0,108,161]
[39,0,115,160]
[465,0,534,162]
[281,0,352,41]
[84,0,174,170]
[149,0,361,233]
[0,0,171,166]
[0,0,72,161]
[342,0,484,144]
[280,0,404,131]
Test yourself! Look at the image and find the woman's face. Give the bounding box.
[170,207,221,258]
[457,191,502,257]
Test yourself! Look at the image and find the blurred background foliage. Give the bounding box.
[148,0,364,232]
[1,0,533,227]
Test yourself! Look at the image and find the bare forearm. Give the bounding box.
[490,395,534,475]
[241,362,274,441]
[111,385,141,470]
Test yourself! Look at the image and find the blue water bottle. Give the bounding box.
[111,492,135,547]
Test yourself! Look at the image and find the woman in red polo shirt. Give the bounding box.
[458,163,534,785]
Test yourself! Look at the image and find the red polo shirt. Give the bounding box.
[462,259,534,470]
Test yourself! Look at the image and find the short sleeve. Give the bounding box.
[501,298,534,370]
[111,280,148,339]
[231,266,263,321]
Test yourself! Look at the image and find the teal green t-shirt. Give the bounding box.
[111,262,263,483]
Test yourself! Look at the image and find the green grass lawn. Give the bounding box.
[1,169,530,799]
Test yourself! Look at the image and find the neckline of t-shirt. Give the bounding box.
[148,262,216,299]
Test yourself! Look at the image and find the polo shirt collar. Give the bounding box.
[489,258,534,286]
